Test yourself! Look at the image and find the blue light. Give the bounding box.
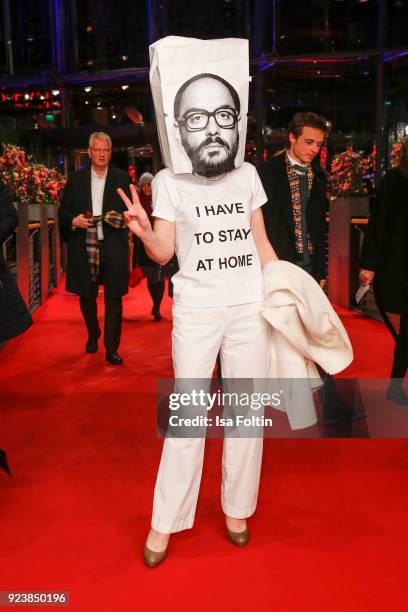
[257,62,275,73]
[53,0,62,72]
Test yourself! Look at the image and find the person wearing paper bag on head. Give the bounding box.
[360,137,408,406]
[118,37,278,567]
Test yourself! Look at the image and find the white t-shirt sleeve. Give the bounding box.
[151,170,177,222]
[247,163,268,211]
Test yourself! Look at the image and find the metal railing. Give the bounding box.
[4,204,63,312]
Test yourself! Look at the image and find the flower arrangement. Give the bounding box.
[389,137,408,168]
[390,141,402,168]
[327,147,374,199]
[0,143,65,205]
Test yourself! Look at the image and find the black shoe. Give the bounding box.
[151,307,162,322]
[323,406,366,425]
[386,383,408,406]
[85,330,101,354]
[0,449,11,476]
[105,351,124,366]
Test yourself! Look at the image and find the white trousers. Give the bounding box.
[151,301,269,534]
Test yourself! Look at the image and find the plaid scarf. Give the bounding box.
[86,211,126,281]
[285,155,314,255]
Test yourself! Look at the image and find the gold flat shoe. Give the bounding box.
[226,527,249,547]
[143,544,167,568]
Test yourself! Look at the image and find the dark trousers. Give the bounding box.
[391,314,408,380]
[147,279,165,314]
[80,289,122,353]
[79,241,123,353]
[316,365,348,418]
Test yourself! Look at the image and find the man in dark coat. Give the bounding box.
[360,152,408,405]
[257,113,327,286]
[258,112,362,424]
[0,184,32,342]
[58,132,131,365]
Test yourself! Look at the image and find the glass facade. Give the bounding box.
[0,0,407,172]
[75,0,150,70]
[260,58,377,152]
[9,0,53,74]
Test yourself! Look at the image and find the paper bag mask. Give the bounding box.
[149,36,249,176]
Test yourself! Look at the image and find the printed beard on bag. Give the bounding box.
[149,36,249,176]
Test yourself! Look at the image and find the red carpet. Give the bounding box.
[1,282,408,611]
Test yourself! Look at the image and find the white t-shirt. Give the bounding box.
[152,162,267,307]
[286,151,308,172]
[91,168,107,240]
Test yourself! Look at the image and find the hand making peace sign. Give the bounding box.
[117,183,152,238]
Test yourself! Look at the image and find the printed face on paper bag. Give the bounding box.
[174,75,240,178]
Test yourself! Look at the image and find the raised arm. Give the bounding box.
[117,184,175,265]
[251,207,278,267]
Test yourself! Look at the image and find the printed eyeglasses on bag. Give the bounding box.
[178,107,239,132]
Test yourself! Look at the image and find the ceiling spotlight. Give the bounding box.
[121,55,128,61]
[85,100,89,105]
[97,106,104,110]
[112,113,117,119]
[51,89,60,96]
[121,85,129,90]
[84,86,92,93]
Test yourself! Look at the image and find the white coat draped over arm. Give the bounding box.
[262,260,353,430]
